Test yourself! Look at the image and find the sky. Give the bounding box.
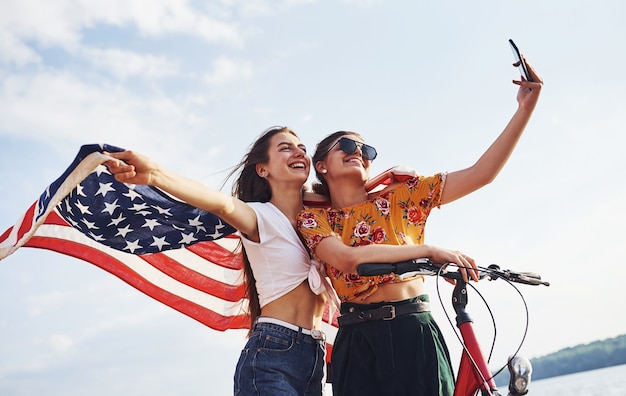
[1,0,625,395]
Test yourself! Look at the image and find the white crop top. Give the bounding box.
[240,202,315,308]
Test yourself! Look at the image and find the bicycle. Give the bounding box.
[356,258,550,396]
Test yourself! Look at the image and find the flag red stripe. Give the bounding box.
[322,302,339,328]
[186,239,243,271]
[141,252,246,302]
[0,226,12,244]
[40,210,247,302]
[23,235,250,331]
[16,202,37,242]
[44,210,71,226]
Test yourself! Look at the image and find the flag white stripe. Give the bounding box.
[35,224,248,316]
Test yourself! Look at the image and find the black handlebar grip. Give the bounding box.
[394,260,425,274]
[356,263,396,276]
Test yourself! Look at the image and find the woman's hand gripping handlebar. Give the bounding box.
[357,258,550,287]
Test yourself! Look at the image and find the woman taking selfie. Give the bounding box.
[297,59,543,396]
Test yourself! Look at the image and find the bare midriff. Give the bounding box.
[260,280,326,330]
[358,276,427,304]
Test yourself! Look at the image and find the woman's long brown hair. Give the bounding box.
[225,126,300,335]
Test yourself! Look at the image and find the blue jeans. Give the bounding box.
[234,321,326,395]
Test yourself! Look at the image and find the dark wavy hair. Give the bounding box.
[310,130,364,197]
[225,126,300,334]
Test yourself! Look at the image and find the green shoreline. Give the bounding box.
[495,333,626,386]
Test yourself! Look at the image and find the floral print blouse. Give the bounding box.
[297,173,446,302]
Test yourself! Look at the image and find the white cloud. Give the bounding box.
[222,0,317,18]
[204,55,252,85]
[0,32,42,66]
[79,47,180,79]
[339,0,381,6]
[119,0,243,45]
[299,113,313,123]
[0,0,244,67]
[0,70,209,152]
[27,290,72,317]
[0,1,84,47]
[47,334,74,353]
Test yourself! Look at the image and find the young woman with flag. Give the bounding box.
[105,126,328,395]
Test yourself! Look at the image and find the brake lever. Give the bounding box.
[515,273,550,286]
[486,265,550,287]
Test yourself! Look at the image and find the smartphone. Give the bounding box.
[509,39,533,82]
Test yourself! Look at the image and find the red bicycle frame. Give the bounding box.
[451,278,502,396]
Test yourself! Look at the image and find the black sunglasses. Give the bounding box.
[324,137,378,161]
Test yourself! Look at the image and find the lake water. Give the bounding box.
[324,364,626,395]
[523,363,626,395]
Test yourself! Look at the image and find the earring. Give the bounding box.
[321,169,327,174]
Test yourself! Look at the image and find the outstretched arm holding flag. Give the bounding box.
[103,149,260,244]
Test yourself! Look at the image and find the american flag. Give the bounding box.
[1,143,252,332]
[0,143,412,351]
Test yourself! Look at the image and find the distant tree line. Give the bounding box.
[495,333,626,387]
[530,333,626,380]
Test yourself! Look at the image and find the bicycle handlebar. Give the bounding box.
[356,258,550,287]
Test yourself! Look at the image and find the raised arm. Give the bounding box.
[441,58,544,205]
[103,150,259,239]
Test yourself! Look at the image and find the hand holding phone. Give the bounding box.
[509,39,533,82]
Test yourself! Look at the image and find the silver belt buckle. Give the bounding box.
[310,329,326,342]
[382,305,396,320]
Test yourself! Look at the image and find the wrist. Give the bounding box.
[150,166,167,187]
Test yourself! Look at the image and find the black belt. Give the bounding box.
[337,300,430,327]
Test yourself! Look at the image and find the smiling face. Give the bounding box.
[316,132,371,184]
[258,131,310,188]
[232,127,309,204]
